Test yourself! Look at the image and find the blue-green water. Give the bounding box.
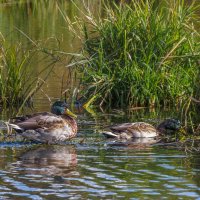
[0,141,200,199]
[0,110,200,199]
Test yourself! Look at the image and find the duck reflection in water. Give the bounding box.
[18,145,78,178]
[105,137,160,149]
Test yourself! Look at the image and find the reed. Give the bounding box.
[67,0,200,108]
[0,37,54,108]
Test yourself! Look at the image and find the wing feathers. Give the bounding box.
[11,113,65,131]
[105,122,157,138]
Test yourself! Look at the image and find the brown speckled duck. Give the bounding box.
[102,119,181,140]
[9,101,77,144]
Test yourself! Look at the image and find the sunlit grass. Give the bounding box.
[66,0,200,109]
[0,35,55,108]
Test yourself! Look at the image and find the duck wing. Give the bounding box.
[11,112,54,123]
[105,122,157,138]
[11,113,64,131]
[109,123,136,131]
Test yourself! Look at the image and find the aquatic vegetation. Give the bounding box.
[67,0,200,108]
[0,36,54,108]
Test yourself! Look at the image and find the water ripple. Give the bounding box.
[0,141,199,199]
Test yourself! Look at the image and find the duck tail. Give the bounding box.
[0,121,23,134]
[102,131,118,138]
[7,123,24,133]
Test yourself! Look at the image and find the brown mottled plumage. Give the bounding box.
[102,119,181,139]
[9,101,77,144]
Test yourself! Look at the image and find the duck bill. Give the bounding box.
[65,108,77,118]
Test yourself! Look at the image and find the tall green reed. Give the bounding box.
[66,0,200,108]
[0,35,55,108]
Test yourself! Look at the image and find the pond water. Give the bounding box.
[0,119,200,199]
[0,109,200,199]
[0,0,101,104]
[0,0,200,199]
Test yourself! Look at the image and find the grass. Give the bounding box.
[0,34,55,109]
[66,0,200,109]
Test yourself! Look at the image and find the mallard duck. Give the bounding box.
[102,119,181,139]
[9,101,77,144]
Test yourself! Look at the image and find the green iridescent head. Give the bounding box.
[157,118,181,133]
[51,101,77,118]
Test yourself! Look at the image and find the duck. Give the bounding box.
[8,101,77,144]
[102,119,181,140]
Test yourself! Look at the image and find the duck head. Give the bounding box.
[157,118,181,134]
[51,101,77,118]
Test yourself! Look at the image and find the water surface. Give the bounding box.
[0,141,200,199]
[0,110,200,199]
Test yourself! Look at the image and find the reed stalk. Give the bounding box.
[0,36,55,108]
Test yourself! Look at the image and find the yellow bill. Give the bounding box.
[65,108,77,118]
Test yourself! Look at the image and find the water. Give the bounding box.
[0,142,200,199]
[0,0,101,102]
[0,110,200,199]
[0,1,200,199]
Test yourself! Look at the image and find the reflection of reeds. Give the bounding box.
[0,0,101,105]
[0,0,99,44]
[67,0,200,109]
